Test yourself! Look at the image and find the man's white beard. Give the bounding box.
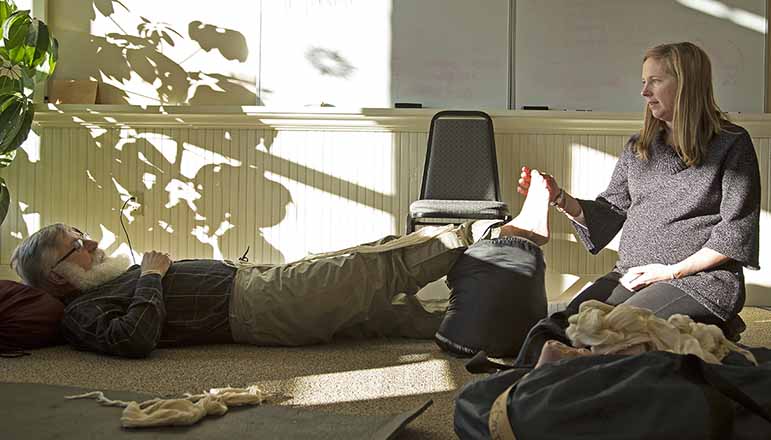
[57,250,133,291]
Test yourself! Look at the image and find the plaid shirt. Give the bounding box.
[61,260,236,358]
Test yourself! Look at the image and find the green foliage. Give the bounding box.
[0,149,15,166]
[0,0,16,26]
[2,10,57,87]
[0,0,57,224]
[0,177,8,225]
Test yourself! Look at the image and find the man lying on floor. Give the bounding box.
[8,173,556,358]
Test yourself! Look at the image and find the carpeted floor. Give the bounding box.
[2,306,770,439]
[736,306,771,347]
[0,338,472,439]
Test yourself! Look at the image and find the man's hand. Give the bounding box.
[141,251,172,277]
[619,264,678,291]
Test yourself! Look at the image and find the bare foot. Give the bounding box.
[535,340,591,368]
[500,170,550,245]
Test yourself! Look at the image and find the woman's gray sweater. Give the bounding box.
[573,124,761,320]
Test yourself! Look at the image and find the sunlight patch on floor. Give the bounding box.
[259,359,458,406]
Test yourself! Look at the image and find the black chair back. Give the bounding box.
[420,110,502,201]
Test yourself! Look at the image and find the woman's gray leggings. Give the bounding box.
[566,271,721,325]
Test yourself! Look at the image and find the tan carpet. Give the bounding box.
[2,306,770,439]
[737,306,771,348]
[0,338,472,439]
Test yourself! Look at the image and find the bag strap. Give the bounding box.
[488,372,532,440]
[695,356,771,424]
[465,351,516,374]
[488,383,518,440]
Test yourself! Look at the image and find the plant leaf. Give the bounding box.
[2,103,32,154]
[0,177,9,226]
[0,91,20,111]
[4,11,31,64]
[0,94,20,117]
[0,148,15,167]
[3,10,28,40]
[0,1,17,28]
[30,19,48,68]
[46,36,57,75]
[0,73,20,95]
[19,64,34,95]
[21,17,38,66]
[0,96,25,150]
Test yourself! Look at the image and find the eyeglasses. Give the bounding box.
[50,229,90,271]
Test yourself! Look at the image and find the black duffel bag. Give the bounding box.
[455,349,771,439]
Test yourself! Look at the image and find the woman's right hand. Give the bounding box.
[517,166,561,202]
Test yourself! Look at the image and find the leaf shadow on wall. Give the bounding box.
[82,0,260,105]
[6,126,292,264]
[188,20,249,63]
[92,0,128,18]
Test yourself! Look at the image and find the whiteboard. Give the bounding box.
[515,0,766,112]
[390,0,510,109]
[259,0,510,109]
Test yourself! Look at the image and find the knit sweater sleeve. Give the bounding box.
[571,141,633,254]
[704,130,761,269]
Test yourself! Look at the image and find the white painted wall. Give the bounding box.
[3,108,770,307]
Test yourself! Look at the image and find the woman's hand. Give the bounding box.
[619,264,678,291]
[517,166,561,202]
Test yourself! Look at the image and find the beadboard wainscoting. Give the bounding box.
[2,106,770,305]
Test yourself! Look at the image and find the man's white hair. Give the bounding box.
[10,224,69,287]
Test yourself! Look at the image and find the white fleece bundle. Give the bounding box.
[566,299,756,365]
[65,385,269,428]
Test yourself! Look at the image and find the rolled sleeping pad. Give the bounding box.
[435,238,548,358]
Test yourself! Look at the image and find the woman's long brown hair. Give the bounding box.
[636,42,731,166]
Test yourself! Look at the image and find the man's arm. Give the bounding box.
[61,252,172,358]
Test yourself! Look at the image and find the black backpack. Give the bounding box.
[455,349,771,440]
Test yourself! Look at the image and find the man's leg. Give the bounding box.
[228,224,471,346]
[435,171,552,357]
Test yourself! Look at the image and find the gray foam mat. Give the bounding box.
[1,382,432,439]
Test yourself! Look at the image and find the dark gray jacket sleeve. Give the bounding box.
[572,142,633,254]
[704,131,761,269]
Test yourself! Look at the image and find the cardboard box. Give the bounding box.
[47,80,98,104]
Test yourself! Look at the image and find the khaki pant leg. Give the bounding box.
[229,226,468,346]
